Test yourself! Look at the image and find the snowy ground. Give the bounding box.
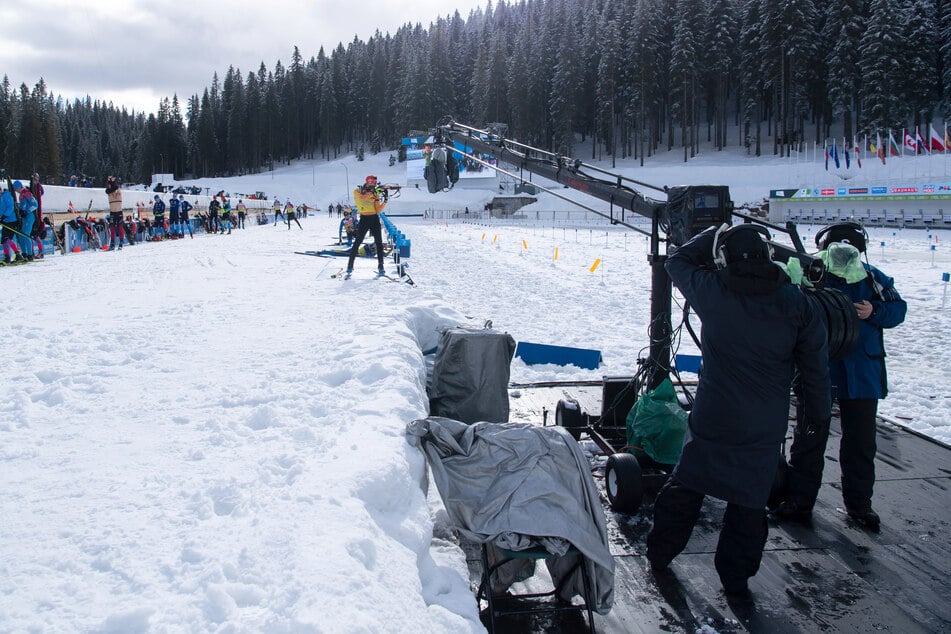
[1,148,949,632]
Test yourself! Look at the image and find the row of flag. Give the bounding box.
[824,124,951,170]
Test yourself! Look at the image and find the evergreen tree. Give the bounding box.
[825,0,865,141]
[859,0,905,131]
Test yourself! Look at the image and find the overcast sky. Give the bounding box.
[3,0,487,115]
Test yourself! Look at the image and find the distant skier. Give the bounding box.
[285,201,302,230]
[221,198,233,234]
[339,209,356,245]
[179,196,194,238]
[168,193,181,239]
[236,199,247,229]
[151,194,166,240]
[105,176,124,250]
[208,196,221,233]
[273,199,284,225]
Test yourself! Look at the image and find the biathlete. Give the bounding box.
[346,175,387,276]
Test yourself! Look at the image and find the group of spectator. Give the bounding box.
[1,175,47,265]
[4,178,320,261]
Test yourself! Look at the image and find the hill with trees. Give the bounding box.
[2,0,949,185]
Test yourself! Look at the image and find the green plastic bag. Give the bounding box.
[625,378,688,465]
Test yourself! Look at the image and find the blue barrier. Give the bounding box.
[381,213,411,259]
[514,342,602,370]
[674,354,702,373]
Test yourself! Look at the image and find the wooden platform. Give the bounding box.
[463,383,951,633]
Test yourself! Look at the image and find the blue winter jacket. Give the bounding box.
[18,191,38,216]
[0,190,15,223]
[824,265,906,400]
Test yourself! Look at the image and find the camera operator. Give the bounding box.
[346,175,388,276]
[774,222,906,531]
[646,223,830,598]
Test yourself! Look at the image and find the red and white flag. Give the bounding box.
[929,124,947,152]
[903,130,918,154]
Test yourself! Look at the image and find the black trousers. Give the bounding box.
[347,214,385,270]
[838,398,878,511]
[647,477,768,589]
[788,397,878,511]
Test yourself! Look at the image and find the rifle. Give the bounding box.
[375,184,402,201]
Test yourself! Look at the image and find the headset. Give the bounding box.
[712,223,773,270]
[815,220,868,253]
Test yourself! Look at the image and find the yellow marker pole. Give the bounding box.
[481,232,486,241]
[522,239,528,251]
[589,258,601,273]
[493,235,498,244]
[554,247,559,261]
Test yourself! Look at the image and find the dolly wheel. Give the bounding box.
[606,453,643,513]
[555,398,585,440]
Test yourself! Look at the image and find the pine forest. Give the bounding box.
[2,0,949,184]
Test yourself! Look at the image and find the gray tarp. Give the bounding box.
[428,328,516,424]
[406,416,615,614]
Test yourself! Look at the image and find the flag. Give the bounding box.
[877,132,886,165]
[889,130,902,156]
[853,138,862,168]
[929,124,946,152]
[832,139,840,169]
[916,128,930,155]
[945,123,949,154]
[903,130,917,154]
[844,138,851,169]
[824,142,829,170]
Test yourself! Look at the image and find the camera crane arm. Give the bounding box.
[433,119,668,228]
[429,119,828,389]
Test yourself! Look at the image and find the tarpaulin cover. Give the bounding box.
[406,416,615,614]
[428,328,516,423]
[625,377,688,465]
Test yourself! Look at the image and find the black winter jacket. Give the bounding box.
[666,227,831,508]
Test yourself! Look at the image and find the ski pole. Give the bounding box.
[0,222,34,240]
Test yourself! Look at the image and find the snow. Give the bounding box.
[2,146,949,632]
